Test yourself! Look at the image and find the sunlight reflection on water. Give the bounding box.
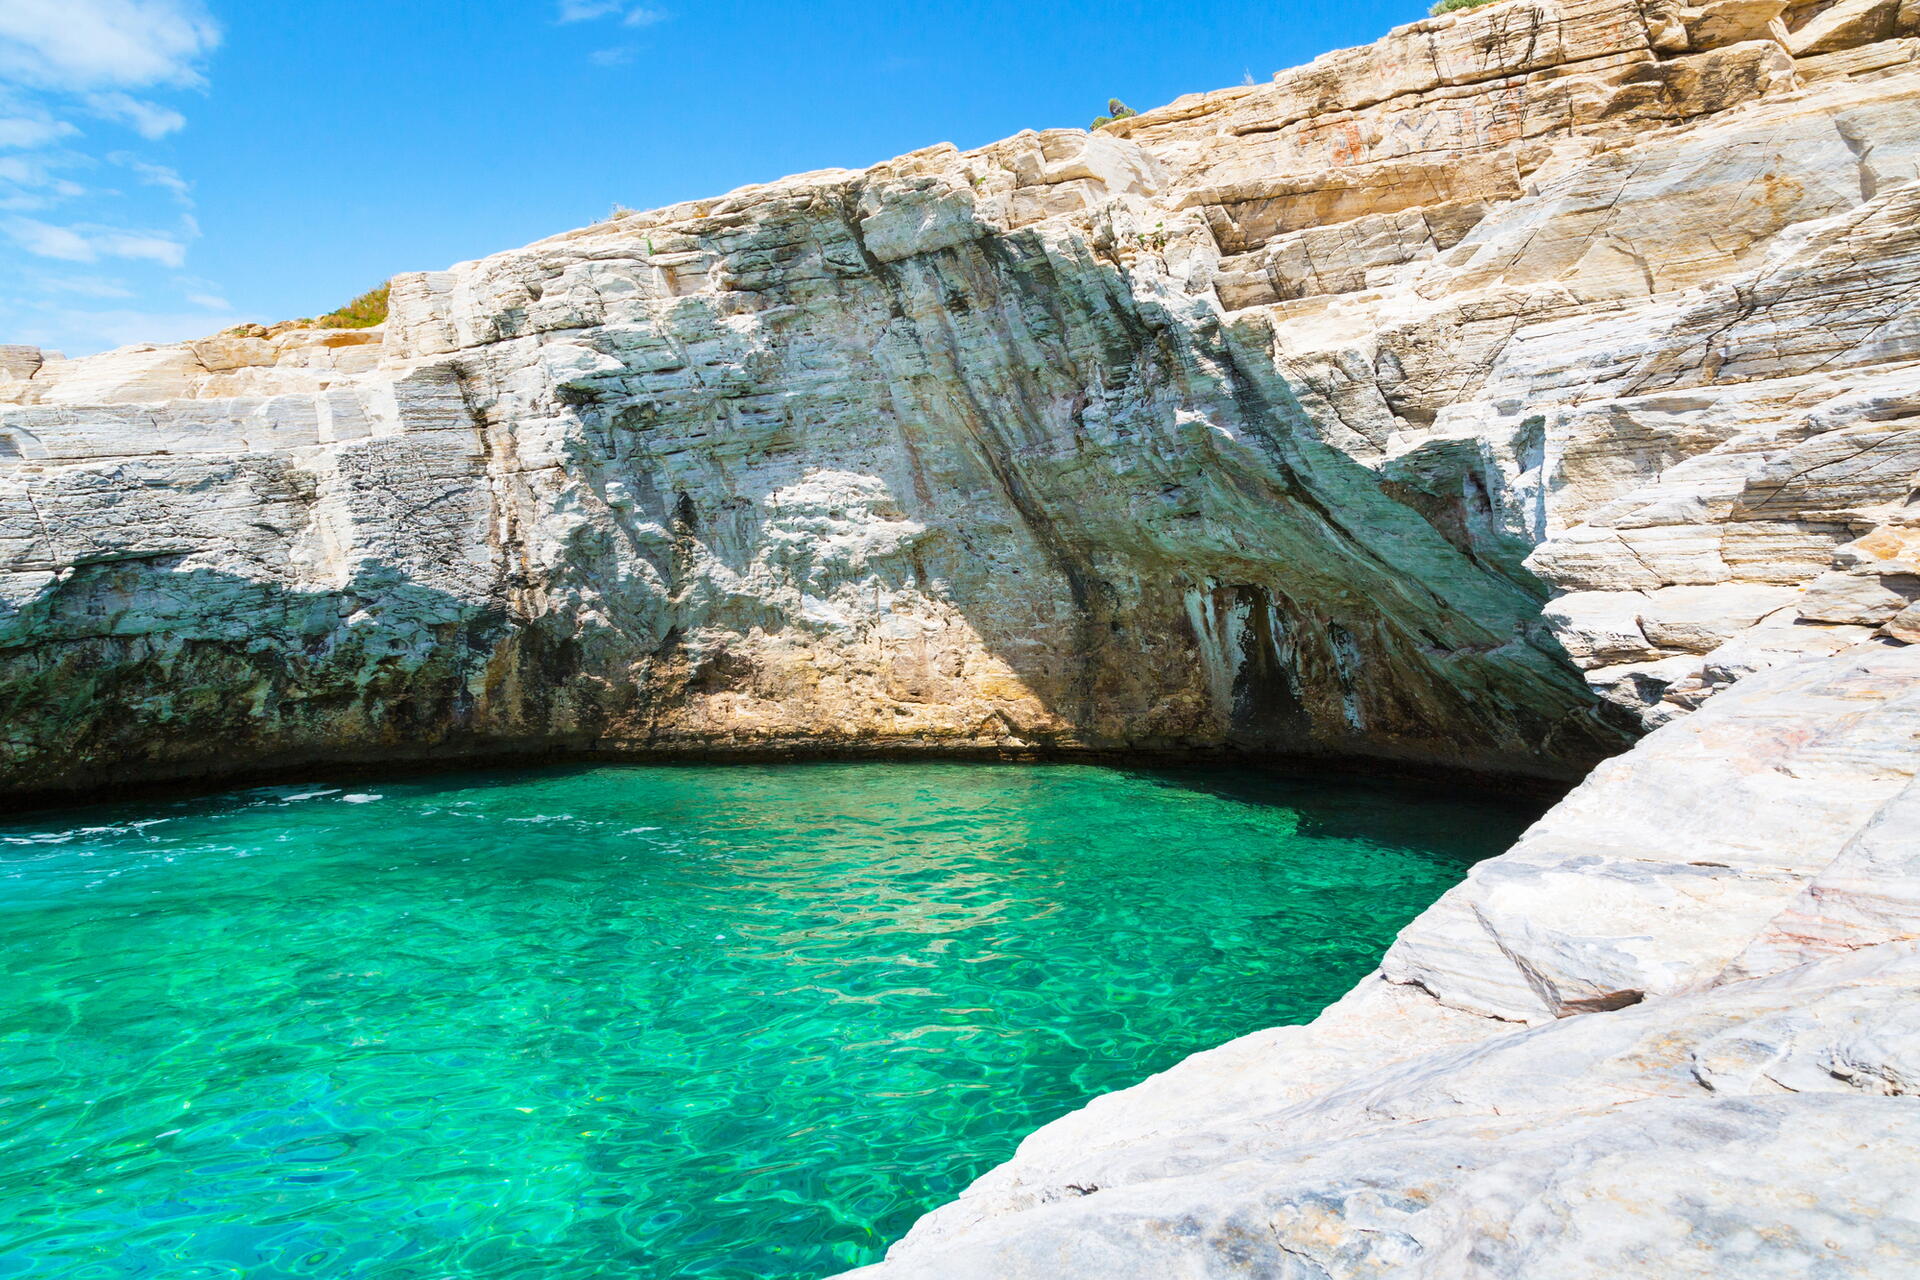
[0,761,1536,1278]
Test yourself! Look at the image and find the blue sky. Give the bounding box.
[0,0,1418,356]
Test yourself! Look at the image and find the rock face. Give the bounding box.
[6,0,1915,799]
[844,642,1920,1279]
[2,0,1917,1271]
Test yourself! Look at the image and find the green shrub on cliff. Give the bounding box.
[317,284,390,329]
[1429,0,1510,15]
[1091,98,1139,130]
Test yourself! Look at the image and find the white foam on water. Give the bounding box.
[249,785,341,803]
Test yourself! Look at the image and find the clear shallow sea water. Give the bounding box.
[0,762,1537,1279]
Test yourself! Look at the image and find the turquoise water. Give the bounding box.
[0,762,1535,1279]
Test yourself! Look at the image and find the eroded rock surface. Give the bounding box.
[4,0,1918,1271]
[6,0,1915,798]
[845,643,1920,1278]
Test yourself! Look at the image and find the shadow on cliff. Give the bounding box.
[0,556,542,802]
[1,214,1639,803]
[546,207,1638,782]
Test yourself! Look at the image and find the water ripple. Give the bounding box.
[0,762,1536,1279]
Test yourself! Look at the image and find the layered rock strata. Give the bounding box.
[3,0,1919,1272]
[6,0,1916,798]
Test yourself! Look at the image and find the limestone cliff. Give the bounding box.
[8,0,1915,799]
[5,0,1919,1272]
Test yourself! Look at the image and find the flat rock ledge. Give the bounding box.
[843,641,1920,1277]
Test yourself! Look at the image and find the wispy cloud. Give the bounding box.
[0,0,221,91]
[5,217,187,266]
[0,155,67,189]
[110,153,192,204]
[25,271,134,299]
[564,1,668,69]
[0,2,226,353]
[84,92,187,139]
[558,0,624,20]
[0,153,87,211]
[9,304,249,353]
[558,1,669,27]
[0,112,76,149]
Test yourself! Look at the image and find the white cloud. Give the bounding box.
[558,0,623,20]
[84,92,186,139]
[99,229,186,265]
[6,304,248,354]
[4,216,88,258]
[0,154,60,185]
[569,1,667,64]
[0,113,76,148]
[0,155,84,209]
[5,217,187,265]
[0,3,229,356]
[559,1,668,26]
[0,0,221,91]
[109,152,191,203]
[25,271,133,298]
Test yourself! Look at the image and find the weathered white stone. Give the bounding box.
[0,345,43,381]
[3,4,1920,1267]
[1699,614,1877,682]
[837,643,1919,1273]
[1581,650,1707,724]
[1787,0,1912,54]
[1728,778,1920,978]
[1541,589,1658,662]
[1801,569,1917,623]
[1383,644,1920,1020]
[854,939,1920,1278]
[1636,582,1803,652]
[11,0,1913,780]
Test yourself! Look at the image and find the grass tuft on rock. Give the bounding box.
[316,284,390,329]
[1429,0,1513,15]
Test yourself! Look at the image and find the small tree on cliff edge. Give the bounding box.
[1091,98,1139,130]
